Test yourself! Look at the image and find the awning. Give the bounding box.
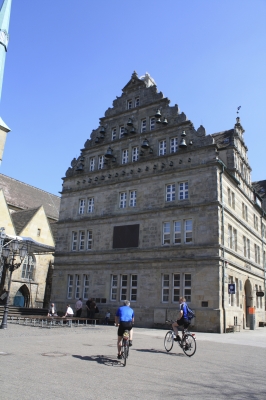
[3,234,55,255]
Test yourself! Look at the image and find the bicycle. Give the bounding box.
[121,330,130,366]
[164,320,196,357]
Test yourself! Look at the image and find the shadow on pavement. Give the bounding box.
[133,348,185,356]
[72,354,124,367]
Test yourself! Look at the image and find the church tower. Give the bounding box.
[0,0,12,165]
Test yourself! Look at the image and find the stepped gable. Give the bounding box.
[11,207,40,235]
[0,173,60,221]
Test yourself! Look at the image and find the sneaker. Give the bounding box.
[117,354,122,360]
[174,336,181,342]
[129,340,132,347]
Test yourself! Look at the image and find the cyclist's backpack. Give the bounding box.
[186,306,195,321]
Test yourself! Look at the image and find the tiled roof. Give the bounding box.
[0,174,60,220]
[11,208,40,235]
[211,129,234,149]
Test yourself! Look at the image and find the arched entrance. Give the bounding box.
[244,279,253,328]
[13,284,30,307]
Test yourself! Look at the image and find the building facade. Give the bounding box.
[53,72,266,332]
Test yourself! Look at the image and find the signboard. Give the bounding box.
[228,283,235,294]
[256,291,264,297]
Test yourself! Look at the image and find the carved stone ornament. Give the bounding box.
[71,158,77,167]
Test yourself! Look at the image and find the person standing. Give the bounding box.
[105,310,111,325]
[115,300,134,360]
[86,298,92,318]
[75,298,83,318]
[172,297,189,341]
[89,298,96,321]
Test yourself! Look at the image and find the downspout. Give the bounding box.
[218,160,226,333]
[261,212,266,305]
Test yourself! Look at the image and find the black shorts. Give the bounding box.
[177,317,190,328]
[118,321,133,337]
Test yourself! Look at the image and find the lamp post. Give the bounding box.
[0,238,27,329]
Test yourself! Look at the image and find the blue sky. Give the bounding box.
[0,0,265,196]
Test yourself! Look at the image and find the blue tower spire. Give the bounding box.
[0,0,12,164]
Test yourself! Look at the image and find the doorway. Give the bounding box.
[13,285,30,307]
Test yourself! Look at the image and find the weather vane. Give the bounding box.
[237,106,241,114]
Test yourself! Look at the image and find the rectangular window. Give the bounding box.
[120,126,125,138]
[130,275,138,301]
[72,232,78,251]
[174,221,181,244]
[247,238,250,259]
[111,275,118,301]
[150,117,155,130]
[166,184,175,202]
[228,188,231,207]
[173,273,180,302]
[79,199,85,214]
[87,198,94,213]
[170,137,178,153]
[141,119,146,133]
[232,228,237,251]
[37,228,41,237]
[21,256,34,280]
[79,231,85,250]
[75,274,81,299]
[120,275,128,301]
[135,97,140,107]
[87,230,92,250]
[83,275,89,299]
[185,220,193,243]
[127,99,132,109]
[119,192,127,208]
[228,225,232,249]
[90,158,95,171]
[98,155,104,170]
[263,251,266,267]
[184,274,191,302]
[179,182,188,200]
[254,214,258,230]
[112,128,117,141]
[232,192,235,210]
[159,140,167,156]
[132,147,139,162]
[67,275,74,299]
[245,205,248,222]
[162,274,169,302]
[129,190,137,207]
[163,222,170,244]
[122,149,129,164]
[243,236,247,257]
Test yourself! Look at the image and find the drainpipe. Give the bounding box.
[261,212,266,304]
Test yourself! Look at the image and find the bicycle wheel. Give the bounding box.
[164,331,174,352]
[182,334,196,357]
[122,343,128,366]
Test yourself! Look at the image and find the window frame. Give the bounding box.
[159,139,167,156]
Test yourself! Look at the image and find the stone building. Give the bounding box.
[53,72,266,332]
[0,173,60,308]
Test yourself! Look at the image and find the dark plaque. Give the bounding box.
[113,224,139,249]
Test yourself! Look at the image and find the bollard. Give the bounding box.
[249,307,255,330]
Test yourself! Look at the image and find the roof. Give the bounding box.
[0,173,60,220]
[11,207,39,235]
[3,234,54,255]
[211,129,234,149]
[252,180,266,199]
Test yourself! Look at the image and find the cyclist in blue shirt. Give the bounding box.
[172,297,189,341]
[115,300,134,360]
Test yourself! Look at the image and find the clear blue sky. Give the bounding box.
[0,0,265,196]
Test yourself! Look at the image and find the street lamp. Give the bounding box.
[0,237,27,329]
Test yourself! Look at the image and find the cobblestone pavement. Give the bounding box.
[1,323,266,400]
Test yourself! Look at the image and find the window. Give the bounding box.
[185,220,193,243]
[130,275,138,301]
[228,225,232,249]
[135,97,140,107]
[242,203,248,221]
[247,239,250,259]
[90,157,95,171]
[87,230,92,250]
[127,99,132,109]
[162,274,170,302]
[120,275,128,301]
[254,244,260,264]
[166,184,175,202]
[163,222,170,244]
[37,228,41,237]
[141,119,146,133]
[122,149,129,164]
[119,192,127,208]
[159,140,167,156]
[232,228,237,251]
[120,126,125,138]
[228,188,231,207]
[83,275,89,299]
[132,147,139,162]
[243,236,247,257]
[174,221,181,244]
[129,190,137,207]
[98,155,104,170]
[112,128,117,141]
[87,198,94,213]
[232,192,235,210]
[67,275,74,299]
[21,256,35,280]
[254,214,258,230]
[79,199,85,214]
[111,275,118,301]
[184,274,191,302]
[72,232,78,251]
[150,117,155,130]
[75,275,81,299]
[79,231,85,250]
[228,276,234,306]
[170,137,178,153]
[173,274,180,302]
[179,182,188,200]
